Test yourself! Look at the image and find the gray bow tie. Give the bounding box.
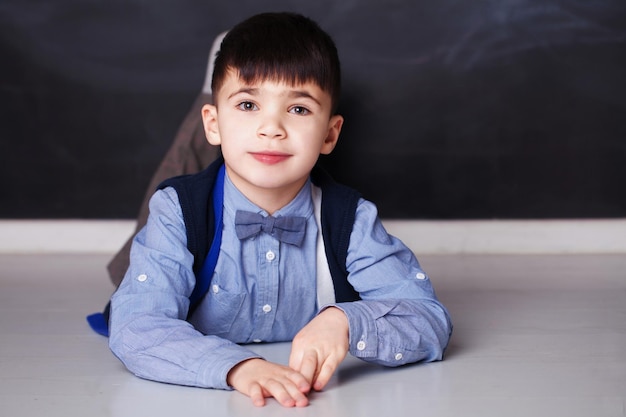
[234,210,307,246]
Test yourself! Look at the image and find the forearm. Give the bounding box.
[107,188,264,388]
[109,293,260,389]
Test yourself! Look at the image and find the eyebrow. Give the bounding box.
[288,90,322,106]
[227,87,322,106]
[227,87,258,100]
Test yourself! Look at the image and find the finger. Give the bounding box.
[288,348,314,393]
[284,364,313,395]
[312,358,339,391]
[263,378,300,408]
[281,378,310,407]
[297,351,319,389]
[248,382,266,407]
[288,347,302,372]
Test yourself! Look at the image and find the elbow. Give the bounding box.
[421,303,453,362]
[108,326,133,366]
[437,311,453,361]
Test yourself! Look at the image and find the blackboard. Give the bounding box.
[1,0,625,219]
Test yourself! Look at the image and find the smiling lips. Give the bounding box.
[250,151,291,165]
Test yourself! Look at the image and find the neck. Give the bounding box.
[247,191,299,215]
[227,173,307,215]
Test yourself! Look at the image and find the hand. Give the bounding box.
[289,307,349,391]
[227,358,311,407]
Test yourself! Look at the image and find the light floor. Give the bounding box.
[1,253,625,416]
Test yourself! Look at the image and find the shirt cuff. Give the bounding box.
[327,302,382,359]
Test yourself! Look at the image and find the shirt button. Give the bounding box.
[212,284,219,294]
[265,251,275,261]
[415,272,426,280]
[137,274,147,282]
[253,339,262,343]
[262,304,272,313]
[357,341,366,351]
[395,353,403,361]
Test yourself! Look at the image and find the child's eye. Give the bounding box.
[237,101,258,111]
[289,106,310,115]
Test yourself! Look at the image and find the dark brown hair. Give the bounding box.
[211,12,341,113]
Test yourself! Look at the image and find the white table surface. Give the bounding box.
[1,253,625,416]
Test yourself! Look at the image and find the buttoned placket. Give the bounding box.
[248,233,280,343]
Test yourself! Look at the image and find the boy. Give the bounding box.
[109,12,452,408]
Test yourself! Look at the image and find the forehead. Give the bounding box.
[216,70,331,102]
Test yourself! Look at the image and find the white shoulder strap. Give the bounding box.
[202,31,228,94]
[311,185,336,310]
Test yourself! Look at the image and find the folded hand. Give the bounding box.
[289,307,350,391]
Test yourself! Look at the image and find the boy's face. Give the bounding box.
[202,70,343,212]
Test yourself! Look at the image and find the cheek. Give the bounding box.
[291,120,327,142]
[218,120,249,143]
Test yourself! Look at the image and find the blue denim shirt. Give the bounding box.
[109,173,452,389]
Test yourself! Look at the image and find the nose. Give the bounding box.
[257,111,286,140]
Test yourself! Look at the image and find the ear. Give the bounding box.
[320,114,344,155]
[201,104,221,145]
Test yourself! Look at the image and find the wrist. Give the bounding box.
[227,358,263,387]
[323,306,349,335]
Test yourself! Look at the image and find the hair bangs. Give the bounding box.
[234,48,336,92]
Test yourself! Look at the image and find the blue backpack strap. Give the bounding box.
[187,164,225,315]
[86,303,110,337]
[87,163,226,336]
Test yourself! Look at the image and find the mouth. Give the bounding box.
[250,151,291,165]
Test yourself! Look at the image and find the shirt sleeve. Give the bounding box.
[108,187,260,389]
[332,198,453,366]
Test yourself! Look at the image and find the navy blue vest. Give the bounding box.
[159,158,362,310]
[87,158,361,337]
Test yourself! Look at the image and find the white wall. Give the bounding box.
[1,219,624,254]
